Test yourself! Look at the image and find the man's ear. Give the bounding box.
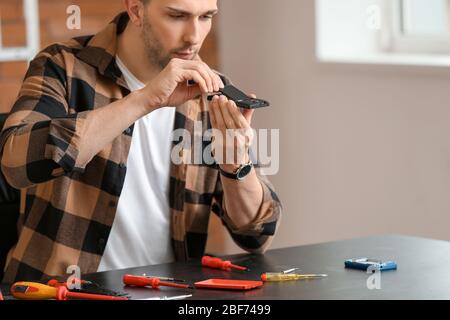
[124,0,145,27]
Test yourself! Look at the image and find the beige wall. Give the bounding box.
[206,0,450,254]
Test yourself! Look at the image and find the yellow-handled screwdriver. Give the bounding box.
[261,273,328,282]
[11,282,128,300]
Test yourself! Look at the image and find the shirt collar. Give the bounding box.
[76,12,130,88]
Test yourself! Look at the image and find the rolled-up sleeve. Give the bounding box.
[211,73,282,253]
[0,48,90,189]
[213,167,282,254]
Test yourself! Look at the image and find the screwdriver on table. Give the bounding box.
[10,282,128,300]
[142,274,186,282]
[47,279,89,288]
[123,274,190,289]
[201,256,248,271]
[261,273,328,282]
[47,279,130,297]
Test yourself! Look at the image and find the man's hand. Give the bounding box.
[140,58,224,110]
[209,93,265,230]
[209,94,256,173]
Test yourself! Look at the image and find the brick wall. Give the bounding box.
[0,0,219,113]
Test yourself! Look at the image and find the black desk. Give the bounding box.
[78,235,450,300]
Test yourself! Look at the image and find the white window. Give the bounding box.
[387,0,450,54]
[0,0,40,62]
[316,0,450,66]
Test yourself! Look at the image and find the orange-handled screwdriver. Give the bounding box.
[201,256,248,271]
[10,282,128,300]
[123,275,190,289]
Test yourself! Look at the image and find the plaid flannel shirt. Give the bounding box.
[0,12,281,284]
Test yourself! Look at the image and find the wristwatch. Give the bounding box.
[219,161,254,181]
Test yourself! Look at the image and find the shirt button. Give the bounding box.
[119,163,126,168]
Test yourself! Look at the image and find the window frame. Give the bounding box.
[0,0,40,62]
[384,0,450,55]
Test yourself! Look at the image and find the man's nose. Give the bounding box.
[183,19,201,45]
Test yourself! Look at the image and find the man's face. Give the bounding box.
[141,0,218,70]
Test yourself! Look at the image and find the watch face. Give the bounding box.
[237,164,253,180]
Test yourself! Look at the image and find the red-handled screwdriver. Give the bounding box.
[123,274,190,289]
[201,256,248,271]
[47,279,90,288]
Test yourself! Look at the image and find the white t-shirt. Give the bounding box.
[97,56,176,272]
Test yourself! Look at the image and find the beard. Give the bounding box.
[141,13,199,71]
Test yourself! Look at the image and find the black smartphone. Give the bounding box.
[207,85,270,109]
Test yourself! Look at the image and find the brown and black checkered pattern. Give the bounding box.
[0,12,281,284]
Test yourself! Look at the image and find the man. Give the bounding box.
[0,0,281,283]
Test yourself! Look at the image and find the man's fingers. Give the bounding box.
[190,64,214,92]
[183,60,223,92]
[229,100,250,129]
[210,95,226,129]
[181,70,209,93]
[209,98,217,128]
[218,76,225,89]
[178,60,217,92]
[211,68,225,91]
[217,95,237,129]
[214,95,252,129]
[202,62,221,92]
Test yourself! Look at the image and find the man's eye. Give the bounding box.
[170,15,185,19]
[201,15,213,20]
